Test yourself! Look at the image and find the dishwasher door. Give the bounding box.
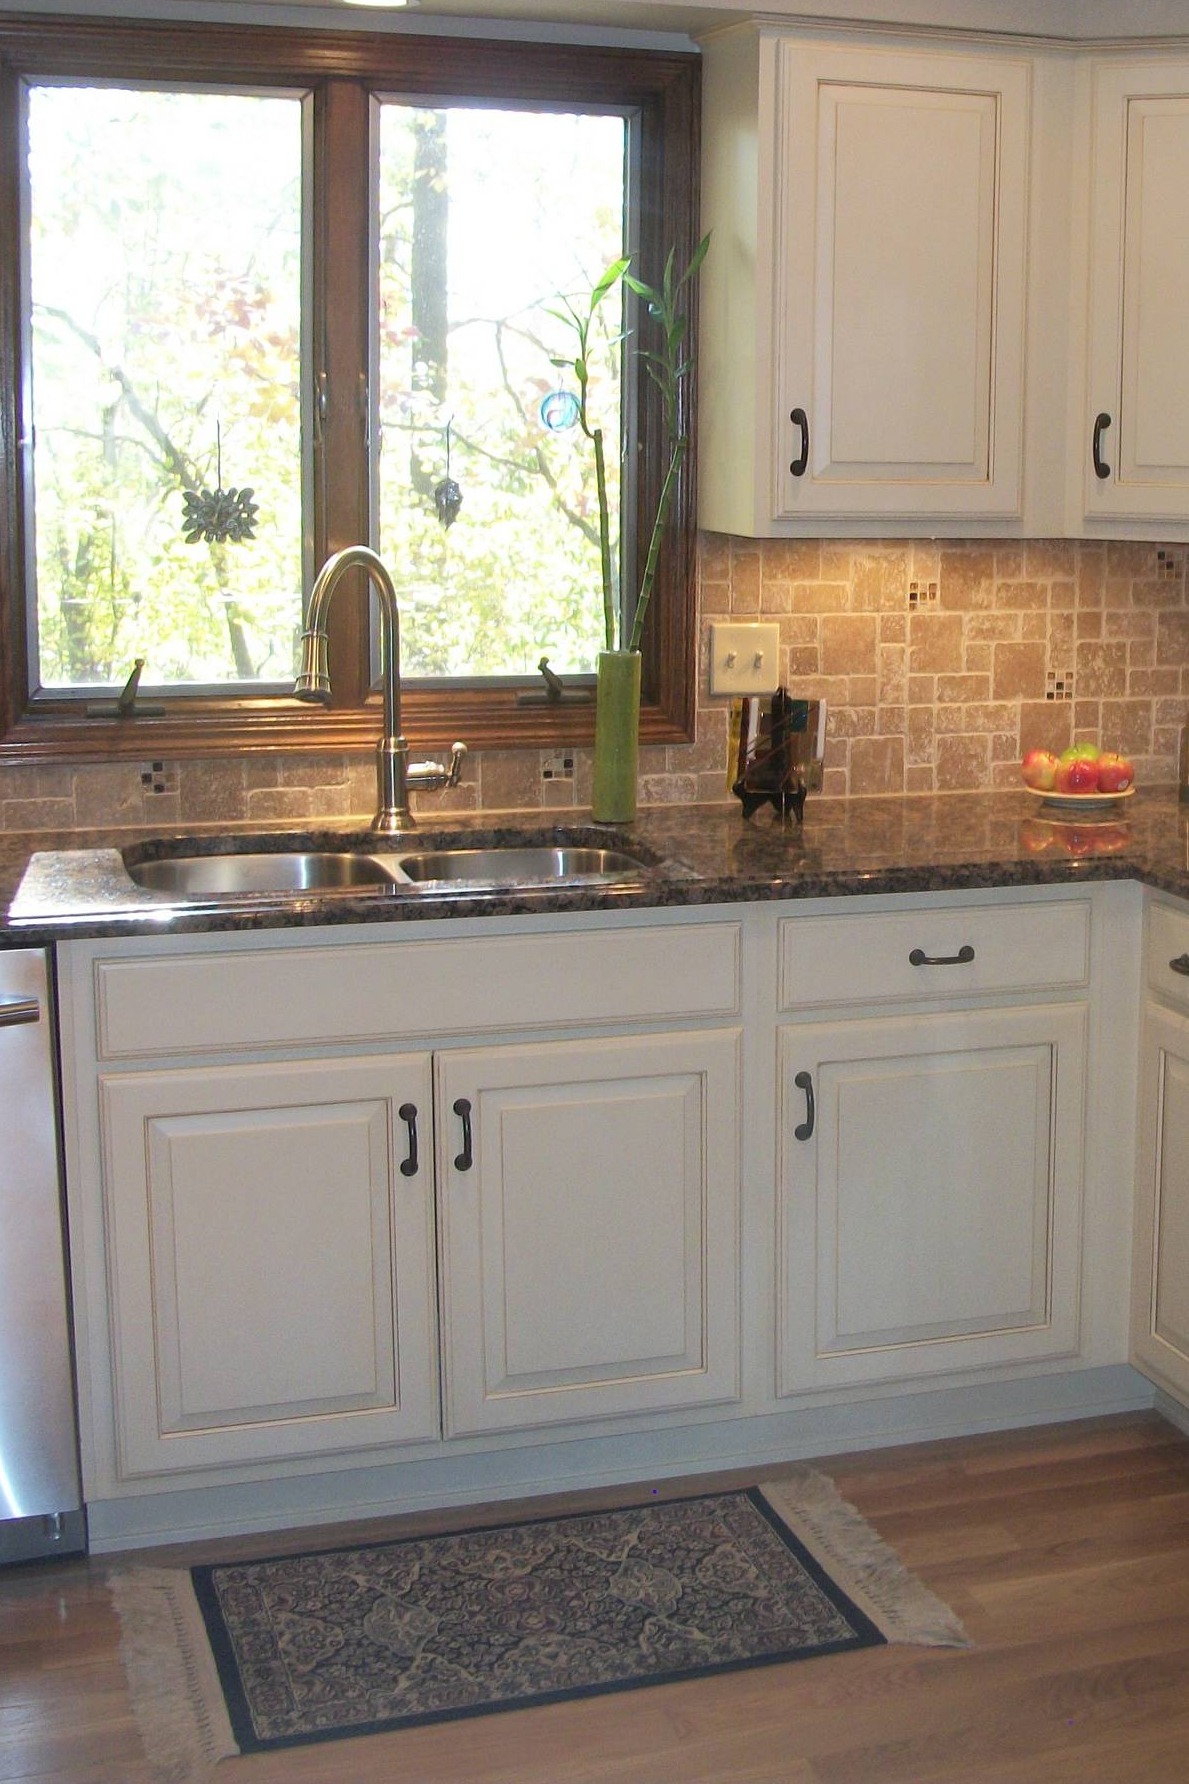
[0,948,84,1563]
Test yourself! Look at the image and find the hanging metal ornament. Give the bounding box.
[434,418,463,530]
[182,423,259,545]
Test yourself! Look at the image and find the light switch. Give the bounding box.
[709,622,781,696]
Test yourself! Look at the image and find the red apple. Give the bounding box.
[1021,748,1059,791]
[1095,751,1134,793]
[1054,754,1101,795]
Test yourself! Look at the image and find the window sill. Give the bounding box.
[0,688,693,766]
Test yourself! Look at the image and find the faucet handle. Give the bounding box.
[407,741,467,792]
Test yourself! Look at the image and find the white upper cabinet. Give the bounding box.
[1081,61,1189,526]
[699,31,1033,534]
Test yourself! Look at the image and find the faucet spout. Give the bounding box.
[296,545,465,833]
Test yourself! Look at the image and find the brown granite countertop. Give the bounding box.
[3,786,1187,945]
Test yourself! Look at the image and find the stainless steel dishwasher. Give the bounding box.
[0,948,84,1563]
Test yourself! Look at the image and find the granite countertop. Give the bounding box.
[3,786,1187,944]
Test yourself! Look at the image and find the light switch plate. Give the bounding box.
[709,622,781,696]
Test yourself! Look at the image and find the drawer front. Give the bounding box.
[93,922,741,1058]
[1148,901,1189,1010]
[779,899,1091,1011]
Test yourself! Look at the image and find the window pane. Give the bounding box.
[26,85,303,690]
[376,104,626,680]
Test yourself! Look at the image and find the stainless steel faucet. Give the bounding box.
[295,545,466,833]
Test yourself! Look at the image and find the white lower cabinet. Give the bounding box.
[436,1031,740,1436]
[59,917,744,1495]
[1132,901,1189,1401]
[99,1054,440,1478]
[1132,1000,1189,1400]
[96,1030,740,1481]
[57,890,1132,1539]
[779,1004,1087,1392]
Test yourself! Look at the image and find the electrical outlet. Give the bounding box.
[709,623,781,696]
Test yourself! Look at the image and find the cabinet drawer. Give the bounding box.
[779,899,1090,1011]
[93,922,741,1058]
[1147,901,1189,1010]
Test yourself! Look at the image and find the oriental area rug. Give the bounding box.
[108,1468,969,1783]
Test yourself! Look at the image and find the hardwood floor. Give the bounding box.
[4,1411,1189,1783]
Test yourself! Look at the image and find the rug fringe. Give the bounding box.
[108,1566,240,1783]
[758,1469,971,1649]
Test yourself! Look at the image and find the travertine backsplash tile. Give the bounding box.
[700,534,1189,799]
[3,534,1188,833]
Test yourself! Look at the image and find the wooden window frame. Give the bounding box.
[0,14,700,765]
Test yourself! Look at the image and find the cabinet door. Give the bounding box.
[774,41,1029,520]
[778,1004,1086,1394]
[1132,1001,1189,1403]
[437,1030,741,1436]
[1084,63,1189,521]
[100,1054,438,1477]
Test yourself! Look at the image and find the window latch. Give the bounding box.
[84,658,166,718]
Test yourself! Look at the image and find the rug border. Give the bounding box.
[107,1564,240,1783]
[189,1485,888,1757]
[758,1469,971,1650]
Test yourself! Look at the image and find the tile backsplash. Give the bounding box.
[2,534,1187,833]
[700,534,1189,799]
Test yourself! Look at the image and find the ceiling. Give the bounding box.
[4,0,1189,49]
[177,0,1189,40]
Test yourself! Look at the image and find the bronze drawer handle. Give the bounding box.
[793,1071,815,1141]
[908,945,975,967]
[398,1103,418,1177]
[1170,954,1189,977]
[1092,411,1113,480]
[453,1097,474,1171]
[789,407,810,477]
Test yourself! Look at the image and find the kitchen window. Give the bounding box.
[0,18,700,763]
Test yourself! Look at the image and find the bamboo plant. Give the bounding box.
[548,233,710,655]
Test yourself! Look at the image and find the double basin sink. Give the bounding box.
[120,831,670,901]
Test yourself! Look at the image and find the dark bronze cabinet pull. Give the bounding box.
[398,1102,418,1177]
[793,1070,815,1141]
[909,945,975,967]
[453,1097,473,1171]
[1092,411,1112,480]
[789,407,810,477]
[1170,954,1189,977]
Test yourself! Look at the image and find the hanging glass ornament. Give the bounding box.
[539,389,581,432]
[181,423,258,544]
[434,418,463,529]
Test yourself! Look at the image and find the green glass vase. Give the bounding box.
[591,648,642,823]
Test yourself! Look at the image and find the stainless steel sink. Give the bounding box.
[120,834,660,899]
[124,852,397,896]
[392,845,649,884]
